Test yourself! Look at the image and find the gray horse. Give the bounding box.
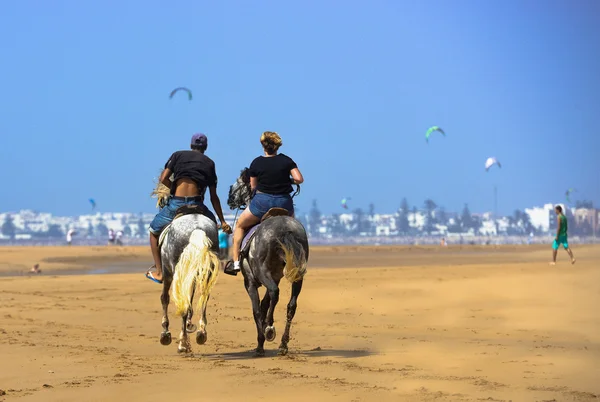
[157,208,221,354]
[227,169,309,356]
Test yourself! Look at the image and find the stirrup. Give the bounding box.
[223,260,239,276]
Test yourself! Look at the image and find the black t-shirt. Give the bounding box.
[164,150,217,195]
[248,153,298,195]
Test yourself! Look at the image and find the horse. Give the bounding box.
[151,187,221,353]
[227,169,309,356]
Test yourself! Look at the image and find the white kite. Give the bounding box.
[485,157,501,171]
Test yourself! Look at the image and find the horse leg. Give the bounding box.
[279,279,303,356]
[186,279,197,333]
[178,279,194,354]
[259,292,271,333]
[159,277,172,346]
[178,315,192,353]
[245,280,265,356]
[196,294,209,345]
[262,275,280,343]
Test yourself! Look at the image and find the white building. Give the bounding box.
[525,203,555,233]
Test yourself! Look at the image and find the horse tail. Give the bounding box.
[278,232,308,283]
[171,229,220,318]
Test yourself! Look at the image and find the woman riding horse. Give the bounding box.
[147,133,232,284]
[224,131,304,276]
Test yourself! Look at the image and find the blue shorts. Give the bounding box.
[248,193,294,219]
[552,235,569,250]
[149,196,216,235]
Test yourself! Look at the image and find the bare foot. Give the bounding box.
[549,261,556,266]
[571,259,576,265]
[146,266,163,283]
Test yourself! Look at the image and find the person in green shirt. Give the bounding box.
[550,205,575,265]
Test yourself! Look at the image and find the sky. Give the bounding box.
[1,0,599,217]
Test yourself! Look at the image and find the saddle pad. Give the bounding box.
[158,223,171,248]
[241,224,260,254]
[157,210,203,249]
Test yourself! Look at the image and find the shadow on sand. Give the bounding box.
[203,347,375,361]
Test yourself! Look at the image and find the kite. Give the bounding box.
[485,157,501,171]
[425,126,445,143]
[341,197,351,210]
[89,198,96,210]
[565,188,576,203]
[169,87,192,101]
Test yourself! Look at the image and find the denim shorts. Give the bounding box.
[149,197,216,235]
[248,192,294,219]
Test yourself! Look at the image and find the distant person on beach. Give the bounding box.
[108,229,115,246]
[66,229,76,246]
[550,205,575,266]
[115,230,123,246]
[145,133,232,284]
[218,228,229,259]
[29,264,41,274]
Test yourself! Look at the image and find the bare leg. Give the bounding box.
[232,209,260,263]
[149,233,163,281]
[232,224,244,262]
[550,248,558,265]
[279,280,303,355]
[566,248,576,264]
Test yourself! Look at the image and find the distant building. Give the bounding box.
[525,203,555,233]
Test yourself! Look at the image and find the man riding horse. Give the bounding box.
[224,131,304,276]
[146,133,232,284]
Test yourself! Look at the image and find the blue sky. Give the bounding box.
[1,0,599,217]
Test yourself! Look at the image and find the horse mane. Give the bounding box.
[227,168,252,210]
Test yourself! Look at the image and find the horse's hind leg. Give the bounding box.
[262,275,280,343]
[279,279,303,356]
[159,277,173,346]
[196,295,209,345]
[186,280,197,334]
[245,278,266,356]
[178,279,194,354]
[259,292,271,330]
[178,315,192,354]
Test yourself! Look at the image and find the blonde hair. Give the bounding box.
[260,131,282,154]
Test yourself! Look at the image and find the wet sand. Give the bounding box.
[0,245,599,401]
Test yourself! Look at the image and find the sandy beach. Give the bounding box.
[0,245,599,401]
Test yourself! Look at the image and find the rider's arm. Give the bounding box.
[208,185,227,225]
[250,177,258,191]
[160,168,173,189]
[290,168,304,185]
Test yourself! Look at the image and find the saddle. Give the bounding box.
[158,204,207,248]
[240,208,290,257]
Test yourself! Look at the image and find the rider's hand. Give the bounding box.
[221,222,232,234]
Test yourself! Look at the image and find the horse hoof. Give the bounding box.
[254,348,265,357]
[186,323,197,333]
[160,331,172,346]
[278,346,288,356]
[264,326,276,342]
[196,330,207,345]
[177,345,192,354]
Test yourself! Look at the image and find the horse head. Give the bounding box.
[227,168,252,210]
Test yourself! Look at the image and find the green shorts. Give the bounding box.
[552,235,569,250]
